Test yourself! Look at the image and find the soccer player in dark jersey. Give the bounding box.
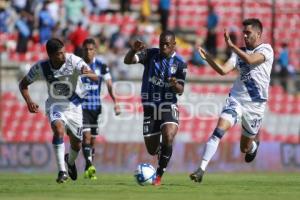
[19,38,97,183]
[81,38,121,180]
[124,31,187,186]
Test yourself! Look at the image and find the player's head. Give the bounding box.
[46,38,65,66]
[82,38,96,63]
[159,31,176,58]
[242,18,263,48]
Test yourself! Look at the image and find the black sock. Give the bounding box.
[157,144,173,177]
[82,144,92,170]
[92,148,95,161]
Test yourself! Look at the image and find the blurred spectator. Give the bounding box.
[96,28,109,54]
[12,0,27,12]
[120,0,130,14]
[15,11,30,53]
[109,25,127,50]
[23,0,36,36]
[99,0,110,15]
[190,38,206,67]
[38,1,55,44]
[0,0,10,33]
[278,42,290,91]
[106,48,128,80]
[140,0,151,23]
[64,0,84,25]
[69,22,89,57]
[138,0,154,46]
[46,0,60,24]
[52,21,63,40]
[158,0,171,32]
[108,26,128,79]
[205,5,219,57]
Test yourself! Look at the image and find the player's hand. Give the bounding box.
[27,101,39,113]
[132,40,146,52]
[224,29,234,48]
[168,77,178,87]
[198,47,207,60]
[81,66,90,74]
[114,103,121,116]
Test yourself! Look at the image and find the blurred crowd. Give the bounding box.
[0,0,160,80]
[0,0,298,92]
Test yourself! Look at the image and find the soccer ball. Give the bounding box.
[134,163,156,186]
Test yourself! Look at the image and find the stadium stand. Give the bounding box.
[1,0,300,145]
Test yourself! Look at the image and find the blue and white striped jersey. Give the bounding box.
[228,43,274,102]
[25,53,90,106]
[81,57,111,110]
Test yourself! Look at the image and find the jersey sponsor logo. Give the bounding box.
[53,82,71,96]
[148,76,170,88]
[83,84,99,90]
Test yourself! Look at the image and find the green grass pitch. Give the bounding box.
[0,172,300,200]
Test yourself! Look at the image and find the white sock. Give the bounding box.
[249,141,257,154]
[200,135,220,171]
[53,143,66,172]
[68,148,79,166]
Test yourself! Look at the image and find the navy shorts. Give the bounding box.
[143,104,179,137]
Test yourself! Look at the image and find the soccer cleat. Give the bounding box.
[152,175,161,186]
[84,165,97,180]
[190,168,205,183]
[245,141,260,163]
[88,165,97,180]
[56,171,68,183]
[65,154,77,180]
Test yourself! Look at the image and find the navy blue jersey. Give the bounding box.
[81,58,111,110]
[136,48,187,105]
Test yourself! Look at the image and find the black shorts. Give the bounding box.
[143,104,179,137]
[82,107,101,136]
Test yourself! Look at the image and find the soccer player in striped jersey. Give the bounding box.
[80,38,120,180]
[19,38,97,183]
[124,31,187,186]
[190,18,274,183]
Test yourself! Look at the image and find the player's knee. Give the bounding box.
[51,122,65,137]
[71,141,81,151]
[82,136,91,145]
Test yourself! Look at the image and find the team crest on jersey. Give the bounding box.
[52,112,62,119]
[170,64,177,75]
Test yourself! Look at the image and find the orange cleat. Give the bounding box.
[152,175,162,186]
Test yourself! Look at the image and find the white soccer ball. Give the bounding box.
[134,163,156,186]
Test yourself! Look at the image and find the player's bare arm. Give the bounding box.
[168,77,184,95]
[124,40,146,64]
[105,79,121,115]
[198,47,234,76]
[81,66,98,81]
[224,29,265,65]
[19,78,39,113]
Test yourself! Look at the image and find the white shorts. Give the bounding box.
[220,96,266,138]
[46,100,83,140]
